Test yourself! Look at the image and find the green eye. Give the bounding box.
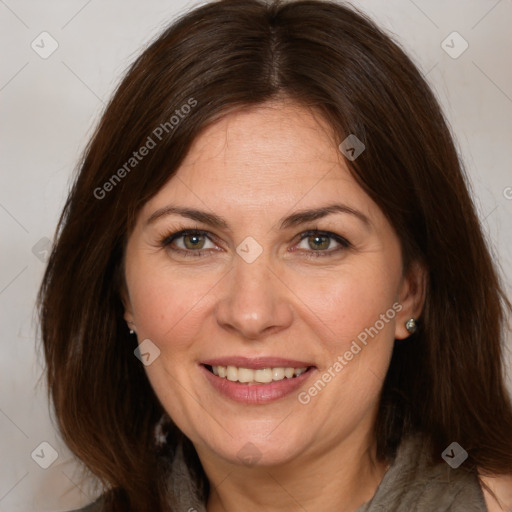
[161,229,216,257]
[296,230,351,257]
[306,234,331,250]
[182,233,206,250]
[161,228,351,259]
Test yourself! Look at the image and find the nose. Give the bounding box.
[214,254,294,340]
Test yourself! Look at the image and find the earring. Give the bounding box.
[129,329,135,335]
[405,318,417,334]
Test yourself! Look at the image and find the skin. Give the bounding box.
[123,98,428,511]
[481,474,512,511]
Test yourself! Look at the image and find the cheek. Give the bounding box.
[291,261,400,346]
[126,258,219,351]
[293,271,399,419]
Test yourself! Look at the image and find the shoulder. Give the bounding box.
[480,473,512,512]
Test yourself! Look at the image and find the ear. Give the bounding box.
[120,281,135,329]
[124,308,135,329]
[394,260,427,340]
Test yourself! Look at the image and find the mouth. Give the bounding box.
[203,364,312,384]
[200,357,316,404]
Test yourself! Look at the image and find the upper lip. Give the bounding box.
[201,356,315,369]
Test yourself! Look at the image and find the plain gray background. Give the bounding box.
[1,0,511,510]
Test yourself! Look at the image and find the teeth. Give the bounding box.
[255,368,273,383]
[209,365,308,384]
[226,365,238,382]
[238,367,254,383]
[295,367,308,377]
[272,367,284,380]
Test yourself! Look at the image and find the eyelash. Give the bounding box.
[159,226,352,259]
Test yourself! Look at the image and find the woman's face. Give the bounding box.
[123,100,422,468]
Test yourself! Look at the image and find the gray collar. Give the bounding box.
[168,434,487,512]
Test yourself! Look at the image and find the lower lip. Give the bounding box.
[200,365,315,404]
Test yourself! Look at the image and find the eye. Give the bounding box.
[294,230,351,257]
[161,229,218,257]
[159,227,351,259]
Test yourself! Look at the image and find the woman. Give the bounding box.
[38,0,512,510]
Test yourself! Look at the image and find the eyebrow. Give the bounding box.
[146,203,370,230]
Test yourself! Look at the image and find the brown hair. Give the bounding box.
[38,0,512,509]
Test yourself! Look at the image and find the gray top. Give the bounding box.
[71,434,488,511]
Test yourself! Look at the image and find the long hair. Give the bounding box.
[38,0,512,509]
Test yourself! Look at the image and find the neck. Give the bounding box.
[200,429,388,512]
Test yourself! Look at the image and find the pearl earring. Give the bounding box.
[405,318,417,334]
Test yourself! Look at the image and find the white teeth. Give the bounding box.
[254,368,273,383]
[209,365,309,384]
[226,365,238,382]
[284,367,295,379]
[238,367,254,383]
[272,367,285,380]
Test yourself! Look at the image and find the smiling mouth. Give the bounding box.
[204,364,313,384]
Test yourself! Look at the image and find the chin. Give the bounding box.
[208,429,310,468]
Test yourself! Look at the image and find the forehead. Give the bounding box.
[178,100,341,181]
[139,100,380,225]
